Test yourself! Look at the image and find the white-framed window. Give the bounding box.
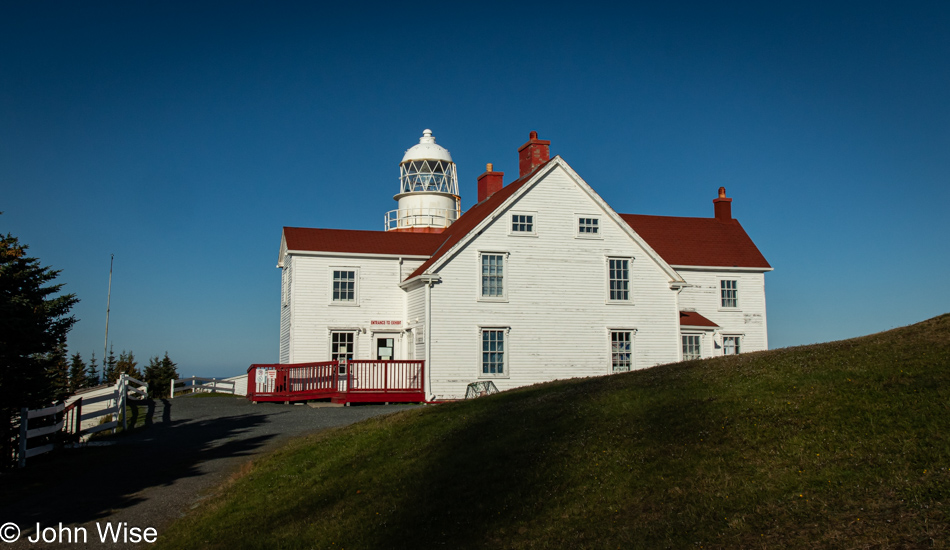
[720,280,738,308]
[480,328,507,377]
[723,335,741,355]
[682,334,702,360]
[330,268,358,305]
[330,331,355,360]
[281,264,291,307]
[479,252,507,300]
[576,216,601,238]
[610,330,634,373]
[330,331,356,374]
[509,212,536,235]
[607,258,631,302]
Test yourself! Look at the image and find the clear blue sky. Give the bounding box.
[3,2,948,377]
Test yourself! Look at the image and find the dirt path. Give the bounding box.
[0,396,418,548]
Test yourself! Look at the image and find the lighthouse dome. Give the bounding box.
[385,129,461,232]
[401,129,453,163]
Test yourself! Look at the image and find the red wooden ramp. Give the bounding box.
[246,360,424,404]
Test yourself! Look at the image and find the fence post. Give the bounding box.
[75,398,83,443]
[170,378,175,399]
[18,407,28,468]
[120,375,128,432]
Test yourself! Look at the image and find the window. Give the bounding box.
[480,254,505,299]
[331,332,355,373]
[281,265,291,307]
[332,270,356,303]
[578,217,600,236]
[608,258,630,301]
[721,280,738,308]
[511,214,534,234]
[682,334,701,360]
[610,331,633,372]
[481,329,506,376]
[723,336,741,355]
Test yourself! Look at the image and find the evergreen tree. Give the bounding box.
[144,352,178,398]
[115,350,141,380]
[103,345,117,384]
[47,345,70,402]
[68,352,87,393]
[0,229,78,468]
[86,352,100,387]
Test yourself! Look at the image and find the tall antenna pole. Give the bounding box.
[103,254,113,379]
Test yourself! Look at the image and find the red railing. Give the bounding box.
[347,360,424,393]
[247,360,424,403]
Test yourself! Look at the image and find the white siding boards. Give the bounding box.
[422,161,682,399]
[276,150,771,402]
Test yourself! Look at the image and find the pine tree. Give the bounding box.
[103,345,117,384]
[115,350,141,380]
[144,352,178,398]
[47,345,70,403]
[68,352,87,394]
[86,352,100,387]
[0,229,78,468]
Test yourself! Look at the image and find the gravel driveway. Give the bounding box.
[0,396,419,547]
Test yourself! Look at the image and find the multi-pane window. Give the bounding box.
[511,214,534,233]
[481,329,506,375]
[332,270,356,302]
[578,217,599,235]
[682,334,701,360]
[610,331,632,373]
[721,280,738,308]
[608,259,630,301]
[723,336,741,356]
[481,254,505,298]
[331,332,354,361]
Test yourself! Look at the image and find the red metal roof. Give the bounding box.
[680,311,719,327]
[283,227,445,256]
[620,214,771,269]
[282,161,770,276]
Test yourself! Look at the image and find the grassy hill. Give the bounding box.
[157,315,950,549]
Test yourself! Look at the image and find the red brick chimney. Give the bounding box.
[714,186,732,221]
[517,131,550,177]
[477,163,504,202]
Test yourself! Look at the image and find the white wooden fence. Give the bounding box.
[170,376,237,397]
[16,374,148,468]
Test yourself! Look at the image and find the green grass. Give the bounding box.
[156,315,950,549]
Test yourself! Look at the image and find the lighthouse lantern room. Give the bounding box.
[384,129,461,233]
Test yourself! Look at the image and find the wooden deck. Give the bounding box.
[247,360,425,404]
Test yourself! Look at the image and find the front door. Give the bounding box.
[376,336,395,360]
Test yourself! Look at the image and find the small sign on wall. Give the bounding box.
[371,320,402,327]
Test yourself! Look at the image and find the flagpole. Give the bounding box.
[103,254,113,380]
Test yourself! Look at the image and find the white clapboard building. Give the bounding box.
[276,130,771,401]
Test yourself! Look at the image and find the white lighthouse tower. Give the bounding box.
[384,129,461,233]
